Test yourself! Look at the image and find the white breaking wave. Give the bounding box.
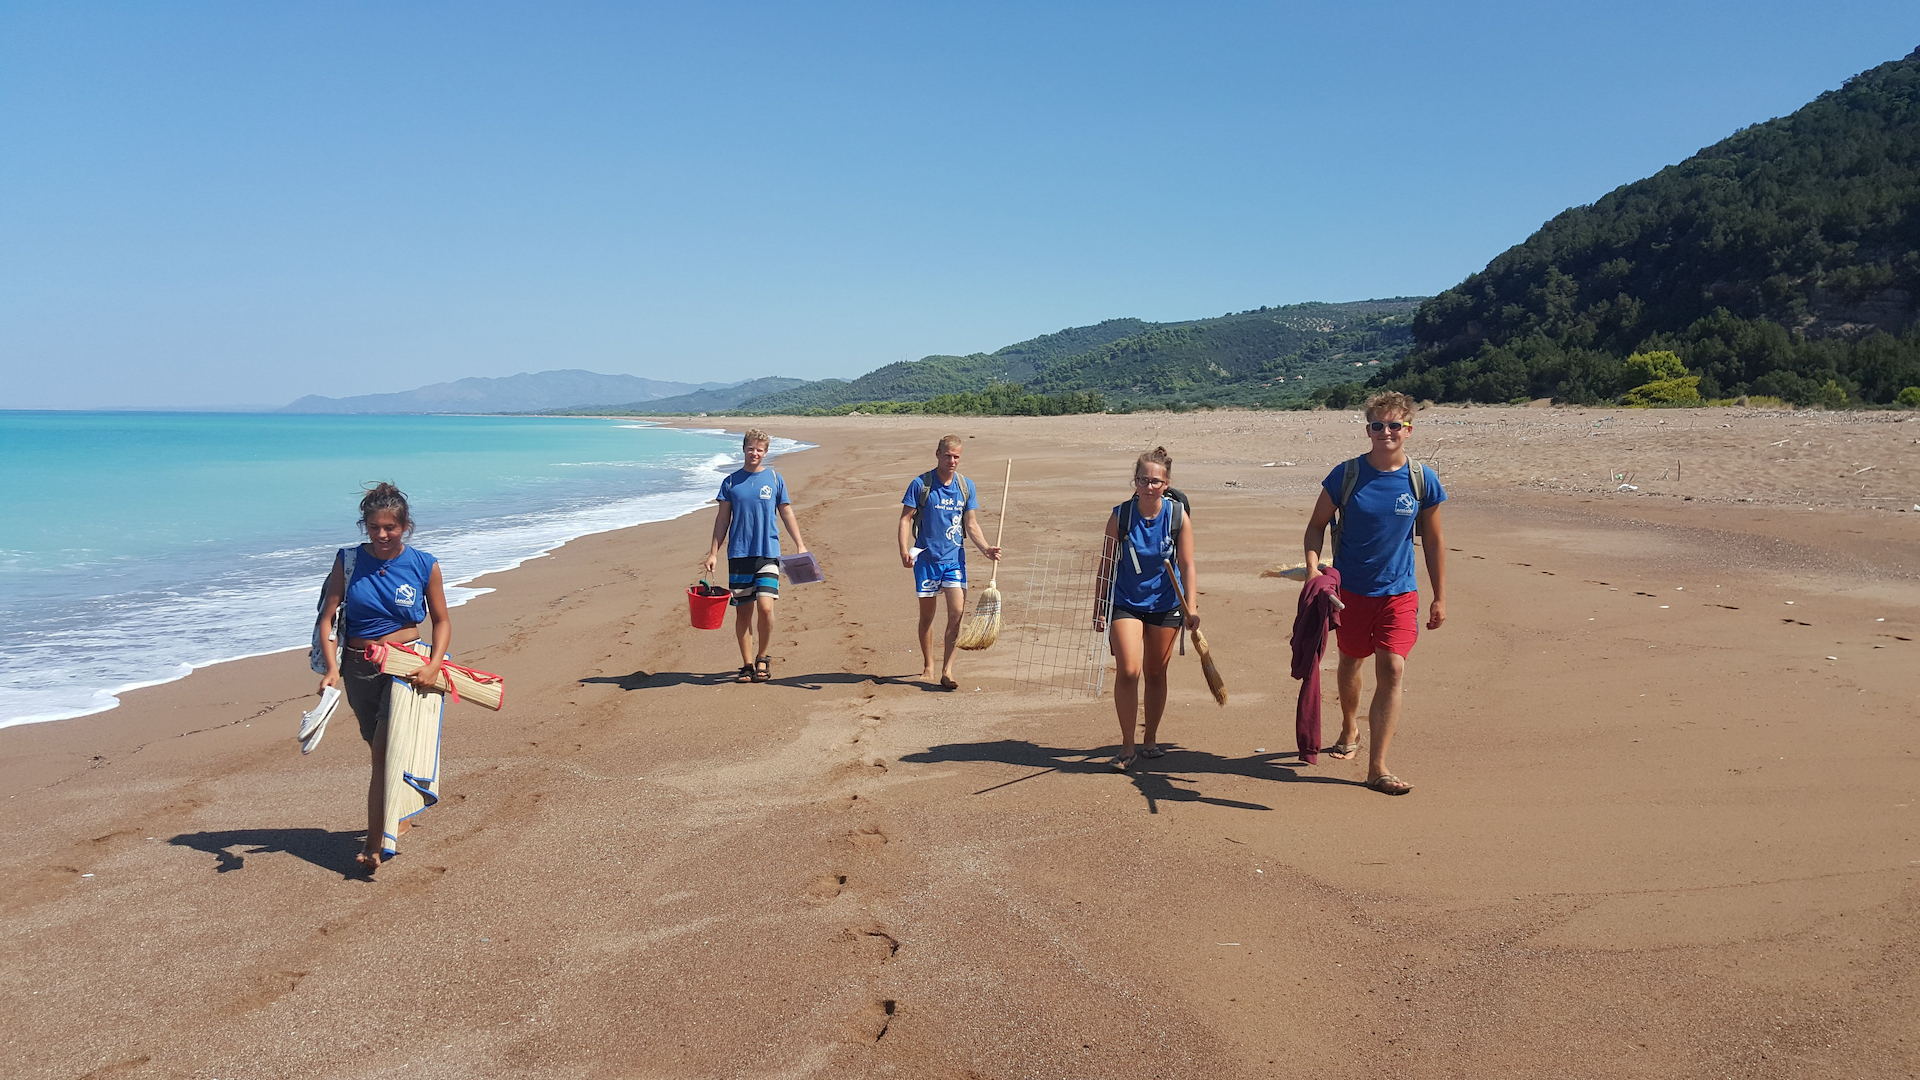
[0,437,811,729]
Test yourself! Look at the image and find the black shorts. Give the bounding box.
[728,556,780,606]
[341,650,393,743]
[1112,604,1183,628]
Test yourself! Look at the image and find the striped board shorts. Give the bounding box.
[728,556,781,606]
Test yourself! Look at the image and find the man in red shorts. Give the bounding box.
[1301,391,1447,795]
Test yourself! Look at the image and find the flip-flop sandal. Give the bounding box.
[1365,773,1413,796]
[752,656,773,683]
[1110,754,1136,773]
[736,665,756,683]
[1140,744,1166,758]
[1326,742,1360,759]
[938,676,959,691]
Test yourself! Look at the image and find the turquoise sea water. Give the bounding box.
[0,412,794,727]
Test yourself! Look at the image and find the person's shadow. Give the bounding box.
[169,828,369,879]
[899,739,1360,814]
[581,669,939,692]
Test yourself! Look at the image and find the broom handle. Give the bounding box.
[988,459,1011,586]
[1164,559,1199,648]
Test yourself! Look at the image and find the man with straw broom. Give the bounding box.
[1301,390,1447,795]
[898,435,1001,689]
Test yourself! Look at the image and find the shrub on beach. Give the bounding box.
[1899,386,1920,407]
[1622,374,1705,407]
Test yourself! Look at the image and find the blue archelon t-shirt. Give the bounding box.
[341,545,438,639]
[1111,499,1178,612]
[1321,458,1446,597]
[902,472,977,565]
[717,468,789,559]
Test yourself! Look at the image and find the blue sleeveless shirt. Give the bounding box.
[1111,499,1178,613]
[340,544,438,639]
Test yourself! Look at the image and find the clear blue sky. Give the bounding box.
[3,2,1916,408]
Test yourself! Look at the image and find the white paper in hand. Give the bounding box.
[299,685,341,755]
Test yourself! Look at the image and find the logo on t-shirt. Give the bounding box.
[1395,492,1418,516]
[395,583,418,605]
[758,485,773,500]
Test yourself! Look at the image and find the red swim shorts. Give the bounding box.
[1335,589,1420,659]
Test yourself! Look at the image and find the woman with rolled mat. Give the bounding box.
[314,482,451,872]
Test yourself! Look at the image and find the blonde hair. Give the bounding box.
[936,434,963,453]
[1135,445,1173,478]
[1364,392,1417,422]
[742,428,771,449]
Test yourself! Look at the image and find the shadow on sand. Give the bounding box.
[169,828,369,879]
[899,739,1362,814]
[581,669,952,693]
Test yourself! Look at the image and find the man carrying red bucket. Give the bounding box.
[702,429,810,683]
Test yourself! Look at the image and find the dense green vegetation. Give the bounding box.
[1378,47,1920,406]
[818,384,1105,416]
[724,299,1423,415]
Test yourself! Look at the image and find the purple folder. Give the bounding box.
[781,552,824,584]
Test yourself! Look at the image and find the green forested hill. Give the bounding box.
[1380,46,1920,405]
[728,299,1421,414]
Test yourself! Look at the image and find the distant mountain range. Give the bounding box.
[280,370,725,414]
[280,299,1425,418]
[554,299,1424,416]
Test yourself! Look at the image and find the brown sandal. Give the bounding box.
[1365,773,1412,796]
[752,656,772,682]
[735,664,755,683]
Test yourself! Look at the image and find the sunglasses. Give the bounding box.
[1366,421,1408,433]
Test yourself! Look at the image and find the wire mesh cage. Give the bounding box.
[1009,545,1115,699]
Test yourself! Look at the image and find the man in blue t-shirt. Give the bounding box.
[704,428,809,683]
[1302,391,1448,796]
[897,434,1002,689]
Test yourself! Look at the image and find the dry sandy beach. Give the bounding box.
[4,406,1918,1079]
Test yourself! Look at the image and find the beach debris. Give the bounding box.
[1786,601,1795,605]
[1263,562,1330,581]
[1827,656,1838,661]
[1259,461,1295,467]
[1255,747,1266,753]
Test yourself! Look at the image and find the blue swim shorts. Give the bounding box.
[914,557,966,597]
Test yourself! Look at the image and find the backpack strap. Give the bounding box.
[1329,457,1361,560]
[1407,459,1426,537]
[1120,495,1183,576]
[912,471,967,542]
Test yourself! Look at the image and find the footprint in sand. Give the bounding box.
[806,872,848,902]
[838,824,888,854]
[847,999,898,1043]
[846,923,900,962]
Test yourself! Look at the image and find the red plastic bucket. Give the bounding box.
[688,582,730,630]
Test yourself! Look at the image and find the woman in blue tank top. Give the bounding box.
[1094,447,1199,771]
[314,482,451,872]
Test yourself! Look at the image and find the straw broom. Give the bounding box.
[1165,559,1227,705]
[956,458,1012,651]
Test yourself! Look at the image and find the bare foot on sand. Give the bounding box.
[355,848,384,874]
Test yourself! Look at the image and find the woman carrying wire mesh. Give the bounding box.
[1094,447,1199,771]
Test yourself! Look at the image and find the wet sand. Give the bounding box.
[4,406,1918,1079]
